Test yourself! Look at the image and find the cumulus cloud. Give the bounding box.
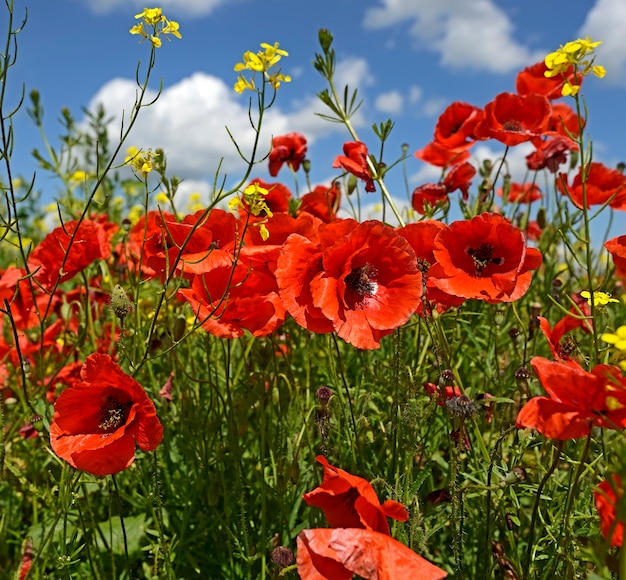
[83,54,374,190]
[375,90,404,114]
[363,0,544,73]
[580,0,626,84]
[84,0,231,17]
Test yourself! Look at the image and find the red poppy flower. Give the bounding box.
[515,357,626,440]
[537,310,591,364]
[276,220,423,349]
[594,475,624,547]
[428,213,542,303]
[119,210,176,278]
[49,353,163,476]
[411,184,449,215]
[423,382,462,406]
[547,102,583,139]
[415,140,470,168]
[474,92,552,147]
[297,528,448,580]
[268,132,307,176]
[333,141,376,192]
[29,218,118,289]
[396,221,465,313]
[144,208,238,279]
[303,455,408,534]
[177,255,286,339]
[240,178,293,216]
[558,162,626,209]
[605,235,626,278]
[516,61,580,100]
[298,183,341,223]
[442,161,476,200]
[526,136,577,173]
[497,182,542,203]
[433,101,481,150]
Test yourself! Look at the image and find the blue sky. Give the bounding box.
[6,0,626,229]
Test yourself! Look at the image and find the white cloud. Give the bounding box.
[334,57,375,90]
[84,0,231,17]
[408,86,423,105]
[83,59,374,192]
[375,90,404,114]
[363,0,544,73]
[580,0,626,85]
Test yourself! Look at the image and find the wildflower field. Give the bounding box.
[2,3,626,579]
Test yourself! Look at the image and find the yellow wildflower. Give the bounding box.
[602,326,626,351]
[233,42,290,93]
[544,36,605,96]
[580,290,619,306]
[130,7,181,47]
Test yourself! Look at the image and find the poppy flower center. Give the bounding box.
[466,243,503,275]
[345,263,378,297]
[502,120,523,132]
[98,396,132,432]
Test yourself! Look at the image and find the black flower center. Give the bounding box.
[98,396,132,432]
[466,244,503,275]
[345,263,378,297]
[502,120,523,132]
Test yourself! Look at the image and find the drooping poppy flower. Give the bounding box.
[411,184,449,215]
[333,141,376,192]
[268,132,307,176]
[497,182,542,203]
[515,357,626,440]
[302,455,409,534]
[526,136,577,173]
[428,213,542,303]
[276,220,423,349]
[29,218,118,289]
[415,140,470,168]
[297,528,448,580]
[49,353,163,476]
[298,183,341,223]
[442,161,476,200]
[594,475,624,547]
[516,61,580,100]
[433,101,481,150]
[558,162,626,209]
[605,235,626,278]
[474,92,553,147]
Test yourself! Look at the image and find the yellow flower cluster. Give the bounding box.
[544,36,605,96]
[602,325,626,371]
[234,42,291,94]
[125,146,158,177]
[581,290,619,306]
[130,7,182,48]
[229,183,273,240]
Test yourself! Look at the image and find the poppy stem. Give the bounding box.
[523,439,563,578]
[110,474,131,578]
[331,334,358,454]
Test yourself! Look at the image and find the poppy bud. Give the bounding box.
[318,29,333,53]
[110,285,134,320]
[347,174,358,195]
[271,546,294,568]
